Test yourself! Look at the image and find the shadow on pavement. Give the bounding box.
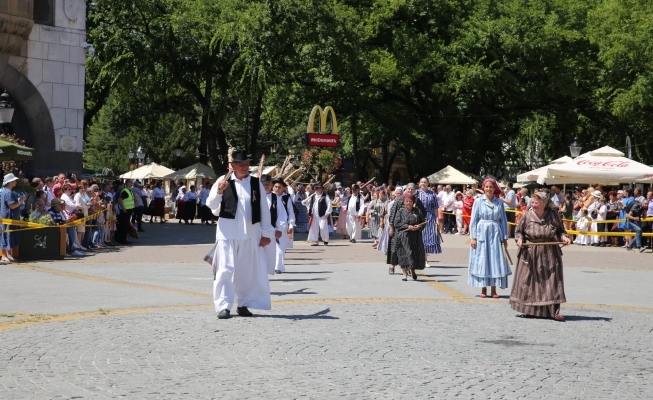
[269,278,327,282]
[280,271,333,274]
[256,308,338,320]
[271,288,317,296]
[564,315,613,322]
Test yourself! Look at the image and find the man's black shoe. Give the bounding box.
[351,239,356,243]
[324,242,328,245]
[237,306,253,317]
[217,309,231,319]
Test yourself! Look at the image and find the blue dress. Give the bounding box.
[0,188,20,251]
[618,197,634,230]
[416,189,442,254]
[468,196,512,288]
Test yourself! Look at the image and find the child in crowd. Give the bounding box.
[453,192,464,235]
[576,208,591,246]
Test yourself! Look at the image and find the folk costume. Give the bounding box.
[510,191,567,318]
[274,179,295,273]
[394,205,427,273]
[207,151,275,318]
[388,193,426,266]
[182,189,198,224]
[416,188,442,256]
[468,181,512,289]
[261,175,280,276]
[367,198,385,241]
[377,198,395,255]
[344,192,365,242]
[302,184,332,245]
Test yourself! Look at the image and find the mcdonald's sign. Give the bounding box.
[306,105,339,148]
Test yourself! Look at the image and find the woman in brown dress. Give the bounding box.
[510,189,571,321]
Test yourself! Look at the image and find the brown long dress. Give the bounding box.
[510,208,567,318]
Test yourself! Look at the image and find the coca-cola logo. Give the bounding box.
[577,160,630,168]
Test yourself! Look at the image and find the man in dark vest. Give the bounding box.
[206,150,275,319]
[272,178,295,273]
[302,182,332,246]
[343,184,365,243]
[260,174,286,275]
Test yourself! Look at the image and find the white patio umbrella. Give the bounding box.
[538,146,653,185]
[516,156,573,182]
[427,165,477,185]
[119,162,175,180]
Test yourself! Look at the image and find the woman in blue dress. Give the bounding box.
[1,173,26,263]
[468,178,512,298]
[416,178,442,268]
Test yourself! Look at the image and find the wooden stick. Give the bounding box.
[362,177,376,188]
[284,168,305,185]
[400,221,427,232]
[257,154,265,178]
[502,244,513,265]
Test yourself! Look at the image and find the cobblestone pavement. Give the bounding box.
[1,223,653,399]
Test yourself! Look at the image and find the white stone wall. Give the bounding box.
[9,0,86,153]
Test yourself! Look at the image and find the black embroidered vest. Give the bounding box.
[219,176,261,224]
[269,193,278,226]
[309,195,327,217]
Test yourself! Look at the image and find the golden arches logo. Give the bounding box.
[307,106,338,134]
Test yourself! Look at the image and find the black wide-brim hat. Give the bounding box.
[271,178,287,187]
[230,150,251,163]
[260,174,273,184]
[313,181,322,189]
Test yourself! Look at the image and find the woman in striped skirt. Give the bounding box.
[510,190,571,321]
[416,178,442,268]
[468,178,512,298]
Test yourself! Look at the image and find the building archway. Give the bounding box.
[0,54,77,176]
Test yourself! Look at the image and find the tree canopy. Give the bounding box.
[84,0,653,181]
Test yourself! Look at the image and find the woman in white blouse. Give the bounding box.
[73,185,89,247]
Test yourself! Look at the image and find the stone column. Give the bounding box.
[0,0,34,56]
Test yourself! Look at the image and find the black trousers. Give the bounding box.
[444,212,455,233]
[115,211,132,243]
[131,206,144,231]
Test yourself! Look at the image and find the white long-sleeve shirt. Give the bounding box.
[348,194,365,217]
[266,192,288,231]
[302,194,332,217]
[206,174,274,241]
[285,194,296,229]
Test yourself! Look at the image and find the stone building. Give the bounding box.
[0,0,86,176]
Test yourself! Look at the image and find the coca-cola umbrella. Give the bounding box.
[537,146,653,185]
[0,139,34,161]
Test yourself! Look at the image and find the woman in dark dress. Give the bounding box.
[394,194,426,281]
[510,189,571,321]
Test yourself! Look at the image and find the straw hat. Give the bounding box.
[591,190,603,200]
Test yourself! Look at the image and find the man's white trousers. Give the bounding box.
[213,238,271,312]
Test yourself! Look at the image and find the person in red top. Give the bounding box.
[461,189,475,235]
[52,173,78,196]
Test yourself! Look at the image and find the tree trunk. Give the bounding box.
[248,89,265,157]
[199,72,213,165]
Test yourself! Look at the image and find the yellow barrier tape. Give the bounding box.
[0,210,107,233]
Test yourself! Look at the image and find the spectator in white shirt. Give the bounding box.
[501,182,517,238]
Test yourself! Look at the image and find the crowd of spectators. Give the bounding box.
[0,172,174,262]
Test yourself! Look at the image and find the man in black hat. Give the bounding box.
[302,181,331,246]
[206,150,275,319]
